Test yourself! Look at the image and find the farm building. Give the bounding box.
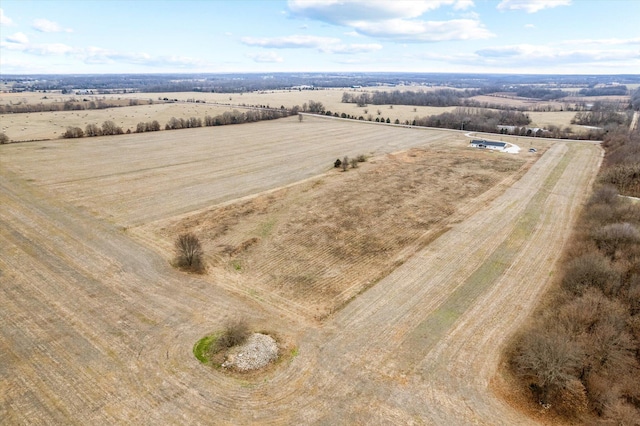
[469,139,507,151]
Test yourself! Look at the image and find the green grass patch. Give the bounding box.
[193,333,219,364]
[257,218,276,238]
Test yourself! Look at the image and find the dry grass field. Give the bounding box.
[142,147,530,320]
[0,113,602,424]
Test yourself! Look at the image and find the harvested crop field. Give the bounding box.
[0,114,602,424]
[143,147,531,319]
[0,115,485,227]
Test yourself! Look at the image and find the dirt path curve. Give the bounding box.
[1,139,601,424]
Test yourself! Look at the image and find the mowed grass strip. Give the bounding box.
[395,145,575,370]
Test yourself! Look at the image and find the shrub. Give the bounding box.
[0,132,9,144]
[63,126,84,138]
[512,328,584,407]
[588,185,619,206]
[341,156,349,172]
[561,252,619,295]
[216,318,250,350]
[592,222,640,258]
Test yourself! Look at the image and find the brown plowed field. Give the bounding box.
[0,116,601,424]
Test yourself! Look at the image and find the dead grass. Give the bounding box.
[152,147,530,320]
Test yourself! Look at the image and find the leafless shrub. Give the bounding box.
[626,274,640,315]
[592,222,640,258]
[216,318,250,350]
[350,158,359,169]
[356,154,366,162]
[512,328,584,407]
[588,185,619,206]
[0,132,9,144]
[85,123,101,137]
[174,233,204,272]
[561,252,619,295]
[604,401,640,426]
[63,126,84,138]
[341,156,349,172]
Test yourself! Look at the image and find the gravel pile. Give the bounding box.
[222,333,278,371]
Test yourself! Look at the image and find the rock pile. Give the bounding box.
[222,333,278,371]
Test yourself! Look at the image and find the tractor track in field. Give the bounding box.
[1,117,601,424]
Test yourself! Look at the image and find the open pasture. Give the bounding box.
[1,108,602,424]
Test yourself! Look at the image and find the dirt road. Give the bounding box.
[1,119,601,424]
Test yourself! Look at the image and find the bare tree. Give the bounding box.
[216,318,250,350]
[85,123,101,137]
[175,233,204,271]
[101,120,123,135]
[63,126,84,138]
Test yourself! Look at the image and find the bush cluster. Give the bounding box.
[507,128,640,423]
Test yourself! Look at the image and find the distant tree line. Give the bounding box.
[578,86,628,97]
[0,98,153,114]
[411,107,531,132]
[62,107,294,139]
[341,87,573,108]
[513,87,569,100]
[63,120,125,138]
[342,89,484,107]
[571,101,633,127]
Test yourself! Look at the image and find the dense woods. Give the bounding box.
[506,125,640,423]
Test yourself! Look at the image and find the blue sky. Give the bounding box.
[1,0,638,75]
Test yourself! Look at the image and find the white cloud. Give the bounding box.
[32,18,73,33]
[247,51,284,63]
[241,34,382,55]
[241,35,341,48]
[0,8,14,25]
[557,37,640,46]
[497,0,572,13]
[288,1,490,43]
[524,24,536,29]
[288,1,472,23]
[321,43,383,54]
[350,18,494,42]
[5,32,29,45]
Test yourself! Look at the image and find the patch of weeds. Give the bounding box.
[290,347,299,357]
[257,218,276,237]
[231,259,242,271]
[193,333,219,364]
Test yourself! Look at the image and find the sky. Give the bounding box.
[0,0,638,75]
